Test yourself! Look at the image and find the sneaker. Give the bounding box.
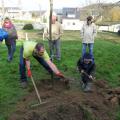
[83,82,93,92]
[7,57,12,62]
[21,81,28,89]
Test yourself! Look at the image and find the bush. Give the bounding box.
[23,24,34,30]
[118,30,120,36]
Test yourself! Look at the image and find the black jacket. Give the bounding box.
[77,58,95,75]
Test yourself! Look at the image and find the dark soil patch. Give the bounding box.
[8,79,120,120]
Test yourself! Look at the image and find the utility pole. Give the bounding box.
[1,0,5,19]
[49,0,53,60]
[49,0,54,86]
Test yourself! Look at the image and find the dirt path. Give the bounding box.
[8,79,120,120]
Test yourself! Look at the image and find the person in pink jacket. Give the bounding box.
[2,17,18,62]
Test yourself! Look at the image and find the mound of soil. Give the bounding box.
[8,79,120,120]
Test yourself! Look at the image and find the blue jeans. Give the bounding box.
[19,46,53,82]
[82,43,94,58]
[6,40,16,61]
[49,39,61,60]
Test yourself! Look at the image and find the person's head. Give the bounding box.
[4,17,11,23]
[83,53,93,64]
[35,43,45,56]
[86,16,93,25]
[3,17,13,28]
[52,15,57,24]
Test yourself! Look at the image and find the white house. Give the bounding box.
[0,6,21,19]
[20,11,32,20]
[62,19,84,30]
[98,24,120,32]
[62,7,82,30]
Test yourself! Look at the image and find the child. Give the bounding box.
[77,53,95,92]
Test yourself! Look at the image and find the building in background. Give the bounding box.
[62,7,80,19]
[0,6,21,19]
[61,7,83,30]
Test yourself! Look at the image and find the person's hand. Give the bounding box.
[89,75,93,80]
[81,70,84,73]
[56,72,64,78]
[27,69,32,77]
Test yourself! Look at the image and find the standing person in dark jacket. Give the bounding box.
[77,53,95,92]
[2,17,18,62]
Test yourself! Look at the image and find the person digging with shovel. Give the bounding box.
[19,40,68,88]
[77,53,95,92]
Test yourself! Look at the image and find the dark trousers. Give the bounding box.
[19,46,53,82]
[6,40,16,61]
[81,74,92,84]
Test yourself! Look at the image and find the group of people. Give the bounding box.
[0,15,97,92]
[78,16,97,92]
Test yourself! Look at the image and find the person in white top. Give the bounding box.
[81,16,97,58]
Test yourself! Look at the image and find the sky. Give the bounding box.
[1,0,119,11]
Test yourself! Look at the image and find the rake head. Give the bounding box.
[29,100,48,108]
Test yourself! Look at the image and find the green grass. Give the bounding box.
[0,30,120,120]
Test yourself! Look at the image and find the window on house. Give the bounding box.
[73,22,75,25]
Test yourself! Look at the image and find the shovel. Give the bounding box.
[82,71,95,81]
[81,71,99,86]
[30,75,47,107]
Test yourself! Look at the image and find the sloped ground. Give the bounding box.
[8,79,120,120]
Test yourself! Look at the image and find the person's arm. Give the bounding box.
[77,58,84,73]
[46,60,59,74]
[80,24,84,39]
[25,59,32,77]
[93,24,97,37]
[43,50,64,78]
[89,64,95,79]
[46,59,64,78]
[12,25,18,39]
[44,26,49,38]
[59,23,63,37]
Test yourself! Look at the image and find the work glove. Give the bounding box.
[56,72,65,78]
[89,75,95,80]
[27,69,32,77]
[81,70,84,74]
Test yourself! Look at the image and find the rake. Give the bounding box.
[30,75,47,107]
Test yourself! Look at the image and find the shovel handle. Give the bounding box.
[82,71,95,81]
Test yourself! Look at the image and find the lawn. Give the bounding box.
[0,30,120,120]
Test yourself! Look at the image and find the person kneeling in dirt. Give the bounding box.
[77,53,95,92]
[19,41,68,88]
